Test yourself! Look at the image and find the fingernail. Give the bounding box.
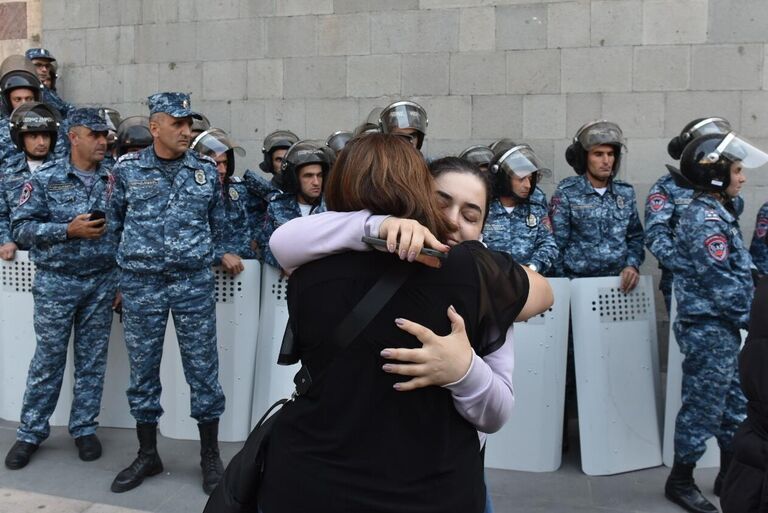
[449,304,457,314]
[393,383,402,391]
[382,364,393,372]
[399,250,407,259]
[387,243,395,253]
[407,251,416,262]
[380,349,392,358]
[394,318,405,326]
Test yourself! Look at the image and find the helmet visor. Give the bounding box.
[460,146,493,167]
[576,120,625,151]
[686,117,731,140]
[498,145,551,179]
[713,132,768,169]
[192,128,245,158]
[380,102,427,134]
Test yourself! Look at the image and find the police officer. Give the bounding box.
[0,55,44,166]
[0,102,60,261]
[24,48,74,118]
[645,118,736,311]
[4,108,117,470]
[261,140,329,269]
[664,132,767,513]
[482,142,559,275]
[109,92,227,495]
[113,116,153,158]
[750,201,768,276]
[459,145,494,173]
[379,100,428,150]
[192,127,256,272]
[353,106,383,137]
[98,107,121,169]
[550,120,644,291]
[325,130,352,165]
[189,112,211,144]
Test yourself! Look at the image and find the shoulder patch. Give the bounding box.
[704,209,722,222]
[704,234,729,262]
[647,192,667,213]
[756,217,768,239]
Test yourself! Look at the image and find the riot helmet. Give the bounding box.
[490,144,550,201]
[280,140,330,202]
[489,138,518,155]
[675,132,768,193]
[114,116,153,157]
[667,117,731,160]
[326,130,352,156]
[192,127,246,178]
[190,112,211,142]
[8,101,60,156]
[260,129,299,174]
[98,107,121,153]
[353,107,383,137]
[379,100,428,149]
[565,120,625,176]
[459,145,494,172]
[0,55,43,116]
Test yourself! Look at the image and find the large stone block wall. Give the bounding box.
[4,0,768,341]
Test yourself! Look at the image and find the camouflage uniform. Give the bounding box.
[549,174,645,278]
[672,193,750,464]
[645,173,745,310]
[0,117,17,168]
[242,169,281,259]
[110,141,226,425]
[261,192,325,269]
[482,192,559,274]
[216,176,258,262]
[42,88,73,119]
[11,148,118,444]
[749,201,768,275]
[0,152,31,247]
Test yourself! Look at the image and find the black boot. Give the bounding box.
[713,450,732,497]
[665,462,718,513]
[5,441,38,470]
[199,420,224,495]
[111,423,164,493]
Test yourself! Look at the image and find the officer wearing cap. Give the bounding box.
[663,132,766,513]
[549,120,644,292]
[261,140,328,269]
[645,118,743,311]
[25,48,74,118]
[109,92,226,495]
[482,142,559,275]
[0,102,60,261]
[192,127,256,272]
[3,107,118,471]
[749,201,768,276]
[242,129,299,257]
[0,55,44,167]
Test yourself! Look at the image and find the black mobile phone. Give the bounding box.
[89,210,106,221]
[362,236,447,260]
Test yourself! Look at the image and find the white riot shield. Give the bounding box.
[662,288,721,468]
[485,277,570,472]
[159,261,261,441]
[0,252,74,426]
[571,276,662,476]
[250,265,297,427]
[97,315,134,428]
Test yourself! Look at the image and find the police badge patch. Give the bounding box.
[229,188,239,201]
[526,214,538,227]
[195,169,206,185]
[757,217,768,239]
[705,234,729,262]
[616,196,625,209]
[647,193,667,213]
[18,182,32,206]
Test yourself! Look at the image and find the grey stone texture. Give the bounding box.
[496,4,548,50]
[450,52,506,95]
[348,55,401,97]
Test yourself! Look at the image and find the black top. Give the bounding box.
[260,241,529,513]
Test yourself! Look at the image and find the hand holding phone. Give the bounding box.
[362,236,447,269]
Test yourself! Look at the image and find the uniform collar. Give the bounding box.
[697,193,735,223]
[580,174,614,195]
[65,158,109,180]
[137,146,198,170]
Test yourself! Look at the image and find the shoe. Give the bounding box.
[4,441,38,470]
[199,420,224,495]
[665,462,718,513]
[713,450,732,497]
[111,423,163,493]
[75,434,102,462]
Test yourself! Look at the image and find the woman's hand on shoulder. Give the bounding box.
[379,217,449,268]
[380,306,473,391]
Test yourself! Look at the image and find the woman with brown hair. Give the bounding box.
[258,134,533,513]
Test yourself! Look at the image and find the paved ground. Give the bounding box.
[0,418,721,513]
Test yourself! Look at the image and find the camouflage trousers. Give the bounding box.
[120,267,225,424]
[673,320,746,464]
[17,268,118,444]
[659,268,673,314]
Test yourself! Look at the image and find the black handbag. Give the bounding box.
[203,264,413,513]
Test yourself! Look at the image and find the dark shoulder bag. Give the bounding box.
[203,264,413,513]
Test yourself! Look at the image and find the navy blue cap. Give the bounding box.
[25,48,56,61]
[68,107,110,132]
[147,92,201,119]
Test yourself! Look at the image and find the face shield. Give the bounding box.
[459,145,494,169]
[495,145,551,180]
[574,120,626,152]
[326,131,352,155]
[684,117,731,140]
[706,132,768,169]
[379,101,428,135]
[192,128,246,177]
